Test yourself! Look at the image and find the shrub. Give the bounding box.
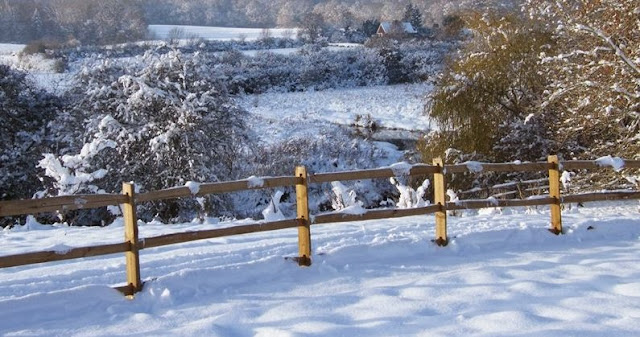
[42,51,248,224]
[234,131,400,218]
[0,65,60,227]
[21,39,63,56]
[423,12,556,163]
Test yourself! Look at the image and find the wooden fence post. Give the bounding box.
[547,155,563,234]
[433,157,448,246]
[122,182,142,297]
[295,166,312,266]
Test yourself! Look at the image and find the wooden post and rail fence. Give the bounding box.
[1,156,639,297]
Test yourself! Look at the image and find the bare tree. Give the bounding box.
[298,12,325,43]
[527,0,640,158]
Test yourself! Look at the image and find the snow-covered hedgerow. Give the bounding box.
[217,42,451,95]
[58,38,304,63]
[218,47,388,94]
[42,51,248,224]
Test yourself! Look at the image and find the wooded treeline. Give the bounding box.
[0,0,515,44]
[0,0,147,45]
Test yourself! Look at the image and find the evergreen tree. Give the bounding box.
[31,8,44,40]
[402,3,423,32]
[362,19,380,37]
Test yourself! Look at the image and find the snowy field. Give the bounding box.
[1,201,640,336]
[149,25,298,41]
[237,83,434,145]
[0,43,24,53]
[0,43,24,68]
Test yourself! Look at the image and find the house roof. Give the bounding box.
[378,22,417,34]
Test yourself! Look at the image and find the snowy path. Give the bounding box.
[1,202,640,336]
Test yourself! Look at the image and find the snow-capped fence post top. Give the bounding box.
[295,166,312,267]
[122,182,142,297]
[547,155,563,235]
[432,157,448,246]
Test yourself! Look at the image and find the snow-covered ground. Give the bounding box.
[0,43,24,53]
[149,25,298,41]
[1,201,639,336]
[0,43,74,95]
[0,43,25,68]
[0,43,55,72]
[237,83,434,146]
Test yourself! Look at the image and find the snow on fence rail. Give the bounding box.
[1,156,639,297]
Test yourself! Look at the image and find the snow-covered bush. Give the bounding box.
[330,181,362,210]
[0,65,61,227]
[233,130,400,218]
[527,0,640,161]
[399,48,445,82]
[58,38,304,63]
[390,177,430,209]
[43,51,248,224]
[424,12,555,162]
[261,190,286,222]
[422,2,639,193]
[0,66,60,202]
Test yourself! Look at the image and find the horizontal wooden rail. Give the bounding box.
[562,160,606,170]
[446,162,552,173]
[447,197,555,210]
[309,164,438,184]
[562,191,640,203]
[0,242,130,268]
[0,194,127,217]
[444,160,640,174]
[561,159,640,170]
[624,160,640,168]
[491,178,548,190]
[313,205,442,225]
[136,176,301,203]
[0,220,300,268]
[139,219,300,249]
